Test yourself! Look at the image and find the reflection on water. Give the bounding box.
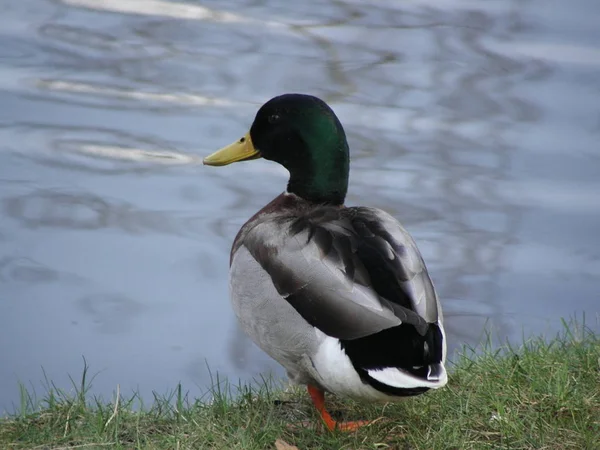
[1,0,599,412]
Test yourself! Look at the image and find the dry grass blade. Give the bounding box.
[274,438,300,450]
[104,384,120,429]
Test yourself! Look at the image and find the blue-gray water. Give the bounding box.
[1,0,599,413]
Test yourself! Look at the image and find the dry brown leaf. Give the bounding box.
[274,438,300,450]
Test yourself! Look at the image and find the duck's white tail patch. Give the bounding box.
[310,332,397,401]
[367,363,448,389]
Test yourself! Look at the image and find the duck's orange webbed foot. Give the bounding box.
[306,385,371,432]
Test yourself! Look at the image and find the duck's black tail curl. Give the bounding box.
[340,321,445,396]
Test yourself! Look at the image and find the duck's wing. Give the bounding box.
[244,205,440,332]
[346,206,442,327]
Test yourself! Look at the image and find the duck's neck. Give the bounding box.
[286,139,349,205]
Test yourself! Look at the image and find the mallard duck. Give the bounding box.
[203,94,447,431]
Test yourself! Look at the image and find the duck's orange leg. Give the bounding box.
[307,385,370,432]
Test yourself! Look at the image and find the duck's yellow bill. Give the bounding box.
[203,132,260,166]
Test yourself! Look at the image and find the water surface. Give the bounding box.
[1,0,599,412]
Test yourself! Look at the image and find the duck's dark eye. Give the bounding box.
[268,114,280,124]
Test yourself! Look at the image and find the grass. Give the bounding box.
[0,322,598,450]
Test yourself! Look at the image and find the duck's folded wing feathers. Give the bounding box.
[242,206,440,341]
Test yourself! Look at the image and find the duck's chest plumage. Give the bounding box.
[228,193,447,400]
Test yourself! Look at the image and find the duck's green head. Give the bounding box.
[204,94,349,205]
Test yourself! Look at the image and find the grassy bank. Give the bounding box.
[1,324,598,450]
